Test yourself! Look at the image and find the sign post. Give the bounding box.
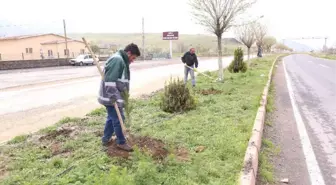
[163,31,178,59]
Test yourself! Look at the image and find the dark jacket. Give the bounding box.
[98,50,130,107]
[181,51,198,68]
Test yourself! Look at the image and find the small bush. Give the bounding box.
[228,47,248,73]
[160,78,196,113]
[122,91,134,126]
[7,134,29,144]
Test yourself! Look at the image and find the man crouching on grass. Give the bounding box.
[98,43,140,152]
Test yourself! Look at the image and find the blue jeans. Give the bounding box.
[102,105,126,145]
[184,66,195,86]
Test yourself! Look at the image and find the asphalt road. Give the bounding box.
[0,59,184,90]
[280,54,336,185]
[0,56,241,143]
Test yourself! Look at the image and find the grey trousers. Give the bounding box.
[184,66,195,86]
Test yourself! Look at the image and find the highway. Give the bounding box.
[277,54,336,185]
[0,56,237,143]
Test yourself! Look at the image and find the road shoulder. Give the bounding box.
[258,60,310,185]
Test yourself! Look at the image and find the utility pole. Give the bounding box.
[324,37,328,52]
[142,17,145,61]
[63,19,69,58]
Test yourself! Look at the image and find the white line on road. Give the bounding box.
[319,64,330,69]
[0,78,98,98]
[283,60,326,185]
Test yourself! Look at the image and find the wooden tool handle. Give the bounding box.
[82,37,104,80]
[82,37,128,137]
[184,64,214,80]
[114,103,127,135]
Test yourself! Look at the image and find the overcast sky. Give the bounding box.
[1,0,335,49]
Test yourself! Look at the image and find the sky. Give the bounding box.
[0,0,335,49]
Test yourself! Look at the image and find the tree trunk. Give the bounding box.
[217,35,224,82]
[247,47,251,66]
[257,45,262,57]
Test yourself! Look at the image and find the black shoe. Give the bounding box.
[102,142,109,147]
[117,143,134,152]
[102,142,109,151]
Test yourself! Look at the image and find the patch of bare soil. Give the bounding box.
[107,135,189,161]
[198,87,222,95]
[50,142,71,156]
[0,168,8,180]
[39,126,75,141]
[93,130,104,137]
[138,89,163,100]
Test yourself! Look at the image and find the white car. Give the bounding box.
[69,54,99,66]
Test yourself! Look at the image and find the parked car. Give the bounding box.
[69,54,99,66]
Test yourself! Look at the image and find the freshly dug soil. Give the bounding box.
[0,168,7,180]
[39,127,75,141]
[199,87,222,95]
[107,135,189,161]
[50,142,71,156]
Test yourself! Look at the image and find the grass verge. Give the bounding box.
[258,81,280,184]
[311,53,336,60]
[0,56,277,185]
[257,56,283,184]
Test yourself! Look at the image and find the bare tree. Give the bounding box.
[177,42,188,53]
[274,43,292,52]
[262,36,277,53]
[189,0,256,81]
[235,23,255,65]
[253,22,267,57]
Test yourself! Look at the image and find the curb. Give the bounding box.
[240,55,282,185]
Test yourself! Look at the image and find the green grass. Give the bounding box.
[258,61,282,184]
[259,139,275,183]
[266,82,275,113]
[259,137,281,184]
[0,56,277,185]
[6,135,29,144]
[311,53,336,60]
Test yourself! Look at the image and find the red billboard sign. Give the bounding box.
[163,31,179,40]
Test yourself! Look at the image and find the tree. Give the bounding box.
[253,22,267,57]
[235,23,255,65]
[228,47,247,73]
[274,43,292,52]
[90,44,100,54]
[262,36,276,53]
[189,0,256,82]
[177,42,188,53]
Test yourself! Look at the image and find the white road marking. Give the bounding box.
[283,60,326,185]
[0,78,98,98]
[319,64,330,69]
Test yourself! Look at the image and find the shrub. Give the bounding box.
[228,47,248,73]
[160,78,196,113]
[122,91,134,126]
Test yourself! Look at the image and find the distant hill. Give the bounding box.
[284,40,313,52]
[68,33,243,54]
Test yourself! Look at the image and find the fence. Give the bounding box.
[0,52,91,61]
[0,58,70,70]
